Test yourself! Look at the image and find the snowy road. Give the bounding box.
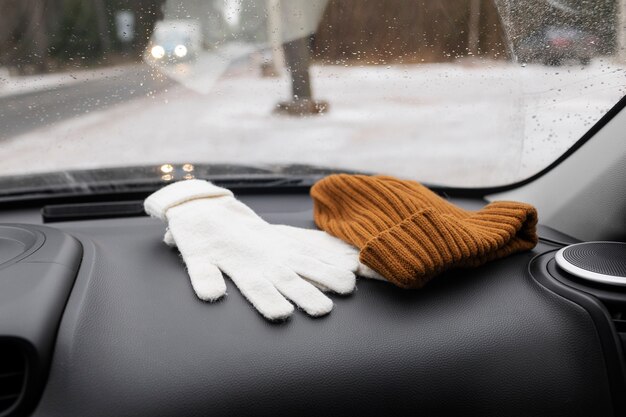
[1,51,625,187]
[0,65,172,140]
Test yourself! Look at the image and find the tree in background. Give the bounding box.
[0,0,620,74]
[0,0,57,73]
[0,0,164,74]
[313,0,508,64]
[313,0,616,64]
[53,0,104,61]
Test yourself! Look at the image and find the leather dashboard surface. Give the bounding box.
[0,194,615,417]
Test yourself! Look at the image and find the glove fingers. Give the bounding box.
[274,225,359,271]
[301,278,331,292]
[226,268,295,321]
[275,225,385,282]
[288,255,356,295]
[274,224,337,245]
[268,266,334,317]
[186,261,227,301]
[356,262,387,281]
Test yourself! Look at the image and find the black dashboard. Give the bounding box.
[0,192,624,417]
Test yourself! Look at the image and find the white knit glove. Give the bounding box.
[163,224,384,284]
[145,180,375,320]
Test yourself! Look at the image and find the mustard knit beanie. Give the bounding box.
[311,174,538,288]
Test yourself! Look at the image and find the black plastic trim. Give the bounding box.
[530,251,626,417]
[0,185,314,210]
[0,225,83,417]
[548,259,626,308]
[42,201,146,223]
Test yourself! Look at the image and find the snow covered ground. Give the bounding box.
[0,65,135,98]
[1,53,624,187]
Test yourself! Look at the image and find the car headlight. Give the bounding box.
[151,45,165,59]
[174,45,188,58]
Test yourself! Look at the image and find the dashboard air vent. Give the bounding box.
[0,344,26,415]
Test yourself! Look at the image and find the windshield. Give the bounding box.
[0,0,624,189]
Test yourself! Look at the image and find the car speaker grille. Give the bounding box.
[0,344,26,415]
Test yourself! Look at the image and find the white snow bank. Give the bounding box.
[0,64,135,98]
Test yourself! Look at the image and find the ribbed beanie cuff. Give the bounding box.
[359,201,538,288]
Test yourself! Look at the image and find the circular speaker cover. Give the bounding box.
[555,241,626,286]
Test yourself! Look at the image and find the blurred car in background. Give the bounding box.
[517,26,601,66]
[147,20,201,64]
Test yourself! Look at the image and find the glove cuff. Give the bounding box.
[144,180,233,220]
